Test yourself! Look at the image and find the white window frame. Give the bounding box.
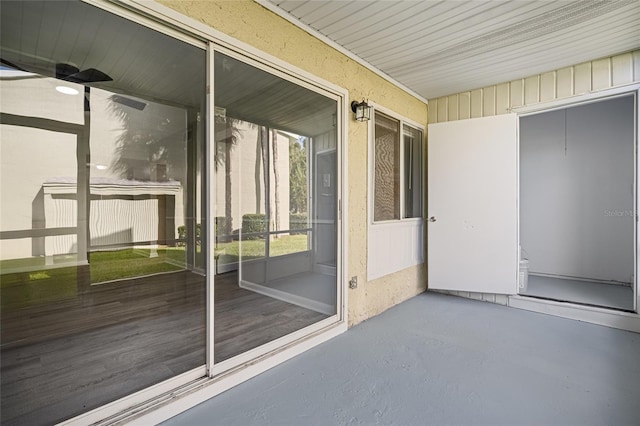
[59,0,350,425]
[368,103,425,225]
[367,103,425,281]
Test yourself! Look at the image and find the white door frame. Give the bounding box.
[509,83,640,330]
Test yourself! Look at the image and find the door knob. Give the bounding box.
[428,216,437,222]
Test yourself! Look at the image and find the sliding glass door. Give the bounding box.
[213,51,339,363]
[1,2,343,424]
[0,2,207,424]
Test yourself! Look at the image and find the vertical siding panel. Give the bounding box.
[496,83,510,115]
[459,92,471,120]
[469,292,482,300]
[482,293,495,303]
[483,86,496,116]
[437,96,448,122]
[428,99,437,124]
[510,79,524,108]
[634,51,640,82]
[612,53,633,86]
[524,75,539,105]
[540,72,556,102]
[574,62,592,94]
[448,94,459,121]
[494,294,508,305]
[470,89,483,118]
[556,67,573,99]
[592,57,611,90]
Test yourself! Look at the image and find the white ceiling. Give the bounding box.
[0,1,206,109]
[266,0,640,100]
[0,1,335,136]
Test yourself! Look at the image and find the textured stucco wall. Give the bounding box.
[157,0,428,326]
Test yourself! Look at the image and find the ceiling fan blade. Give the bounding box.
[56,63,79,79]
[0,57,29,72]
[64,68,112,83]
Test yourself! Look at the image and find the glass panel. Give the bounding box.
[403,124,423,218]
[0,2,206,425]
[214,52,338,363]
[314,144,337,267]
[269,130,310,257]
[374,112,400,221]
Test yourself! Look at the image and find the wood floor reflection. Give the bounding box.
[0,270,327,426]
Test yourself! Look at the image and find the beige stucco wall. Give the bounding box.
[428,49,640,306]
[158,0,429,326]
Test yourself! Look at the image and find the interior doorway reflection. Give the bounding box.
[213,51,339,362]
[315,150,337,268]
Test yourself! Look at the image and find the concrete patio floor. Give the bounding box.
[164,292,640,425]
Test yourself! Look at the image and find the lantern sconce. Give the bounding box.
[351,99,371,122]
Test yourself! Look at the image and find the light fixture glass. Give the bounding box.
[351,100,371,122]
[56,85,79,95]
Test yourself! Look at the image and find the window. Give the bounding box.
[372,111,424,222]
[403,124,424,218]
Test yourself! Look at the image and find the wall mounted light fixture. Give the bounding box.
[351,99,371,122]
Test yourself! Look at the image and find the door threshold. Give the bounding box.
[518,293,635,314]
[508,294,640,333]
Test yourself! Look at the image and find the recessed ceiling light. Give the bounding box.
[56,85,79,95]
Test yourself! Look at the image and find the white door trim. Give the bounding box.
[516,85,639,314]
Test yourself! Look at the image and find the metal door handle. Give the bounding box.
[428,216,437,222]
